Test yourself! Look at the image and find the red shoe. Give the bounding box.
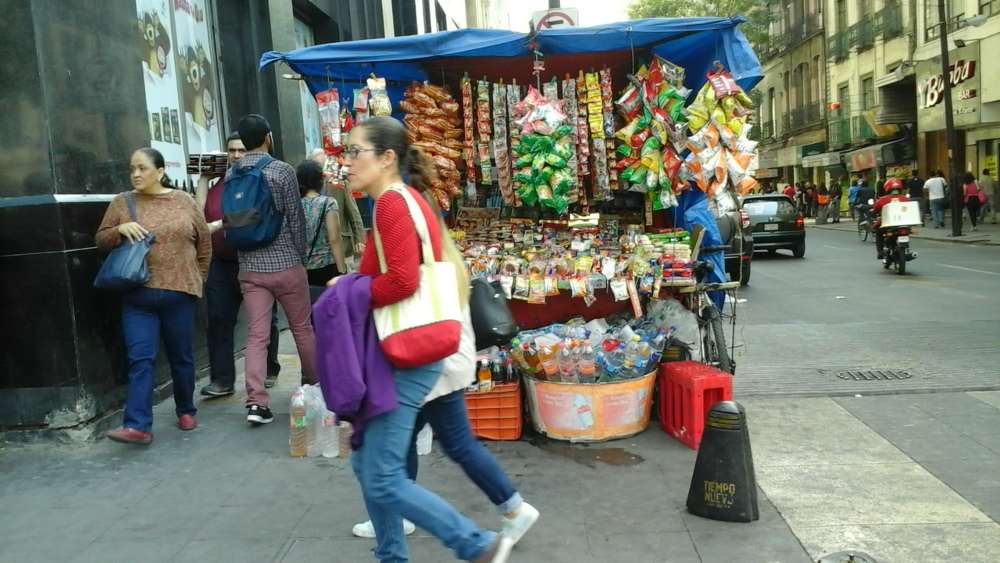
[178,414,197,431]
[106,427,153,445]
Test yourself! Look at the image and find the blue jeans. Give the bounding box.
[930,198,946,226]
[121,288,197,432]
[205,258,280,388]
[351,362,496,562]
[412,391,522,514]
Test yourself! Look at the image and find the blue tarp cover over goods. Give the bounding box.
[260,18,763,299]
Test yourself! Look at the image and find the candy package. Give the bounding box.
[367,77,391,117]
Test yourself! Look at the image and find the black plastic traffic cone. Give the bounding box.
[686,400,759,522]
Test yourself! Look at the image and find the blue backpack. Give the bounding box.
[222,155,283,250]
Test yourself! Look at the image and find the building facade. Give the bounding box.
[1,0,495,432]
[755,0,829,188]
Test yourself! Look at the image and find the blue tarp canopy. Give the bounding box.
[260,17,763,97]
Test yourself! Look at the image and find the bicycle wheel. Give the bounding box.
[701,303,733,374]
[858,220,869,242]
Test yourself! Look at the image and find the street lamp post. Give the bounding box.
[936,1,963,237]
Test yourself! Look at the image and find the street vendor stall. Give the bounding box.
[264,18,761,443]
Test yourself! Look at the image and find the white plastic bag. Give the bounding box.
[647,299,702,362]
[302,384,338,458]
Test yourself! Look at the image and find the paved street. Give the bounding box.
[2,223,1000,563]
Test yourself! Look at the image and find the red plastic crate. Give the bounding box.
[659,361,733,450]
[464,381,522,441]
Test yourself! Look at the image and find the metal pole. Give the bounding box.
[937,0,963,236]
[549,0,561,8]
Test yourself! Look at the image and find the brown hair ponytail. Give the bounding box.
[404,145,438,193]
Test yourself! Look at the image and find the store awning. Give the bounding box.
[260,17,764,98]
[801,151,843,168]
[845,139,914,171]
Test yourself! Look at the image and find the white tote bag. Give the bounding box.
[371,185,461,368]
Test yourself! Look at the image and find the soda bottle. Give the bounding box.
[289,390,307,458]
[577,340,597,383]
[491,356,504,383]
[557,340,577,383]
[505,358,518,383]
[477,359,492,392]
[538,344,559,381]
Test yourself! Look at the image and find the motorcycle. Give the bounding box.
[870,198,919,275]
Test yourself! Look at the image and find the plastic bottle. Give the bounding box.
[320,410,339,458]
[557,340,577,383]
[538,344,559,381]
[510,340,527,371]
[305,393,321,458]
[523,343,541,374]
[622,337,640,378]
[289,391,307,458]
[577,340,597,383]
[649,328,670,365]
[505,358,518,383]
[604,344,624,379]
[477,359,492,392]
[491,355,504,383]
[416,423,433,455]
[635,336,652,375]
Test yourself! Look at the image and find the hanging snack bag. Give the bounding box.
[367,77,391,117]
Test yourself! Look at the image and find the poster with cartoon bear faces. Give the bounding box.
[174,0,220,156]
[136,0,185,180]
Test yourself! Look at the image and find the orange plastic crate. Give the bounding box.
[659,361,733,450]
[464,381,523,441]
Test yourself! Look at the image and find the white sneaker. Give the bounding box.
[500,502,539,545]
[352,519,416,538]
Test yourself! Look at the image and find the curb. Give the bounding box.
[806,223,996,245]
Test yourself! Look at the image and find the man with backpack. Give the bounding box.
[195,132,282,399]
[223,114,317,425]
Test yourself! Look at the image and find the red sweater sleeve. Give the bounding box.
[358,188,442,309]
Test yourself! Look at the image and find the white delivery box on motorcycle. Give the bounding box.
[880,199,922,227]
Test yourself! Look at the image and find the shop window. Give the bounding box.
[436,1,448,31]
[925,0,941,40]
[862,76,875,109]
[294,19,322,156]
[836,0,848,33]
[133,0,225,183]
[393,0,418,36]
[981,0,1000,16]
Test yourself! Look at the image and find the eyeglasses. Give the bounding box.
[344,147,379,159]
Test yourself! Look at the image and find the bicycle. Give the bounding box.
[856,204,874,242]
[676,251,738,375]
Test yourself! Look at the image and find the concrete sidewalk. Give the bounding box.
[806,213,1000,245]
[3,340,1000,562]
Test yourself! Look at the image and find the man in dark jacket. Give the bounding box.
[828,181,843,223]
[906,171,925,226]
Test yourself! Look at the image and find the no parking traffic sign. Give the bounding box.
[532,8,579,30]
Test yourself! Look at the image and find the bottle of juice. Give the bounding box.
[289,391,307,458]
[577,340,597,383]
[537,344,559,381]
[523,343,541,375]
[477,359,492,392]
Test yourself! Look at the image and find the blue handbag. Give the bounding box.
[94,192,155,291]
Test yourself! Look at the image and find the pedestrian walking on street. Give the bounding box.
[963,172,983,231]
[297,159,347,289]
[978,168,998,224]
[349,186,539,549]
[828,180,842,223]
[925,171,948,228]
[195,132,282,399]
[332,116,513,562]
[96,148,211,445]
[232,115,318,426]
[906,171,925,226]
[847,179,861,220]
[309,148,366,271]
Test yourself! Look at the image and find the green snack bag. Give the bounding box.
[554,139,574,160]
[620,167,635,182]
[532,153,547,174]
[514,167,534,184]
[550,170,575,193]
[534,136,555,153]
[552,124,573,139]
[544,153,568,168]
[651,187,666,211]
[641,135,662,154]
[513,143,528,156]
[631,166,648,184]
[536,165,556,185]
[636,108,652,130]
[516,153,534,167]
[616,142,633,158]
[519,184,538,205]
[521,134,542,148]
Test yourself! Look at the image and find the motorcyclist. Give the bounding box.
[872,177,911,260]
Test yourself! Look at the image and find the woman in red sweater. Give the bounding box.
[341,117,511,563]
